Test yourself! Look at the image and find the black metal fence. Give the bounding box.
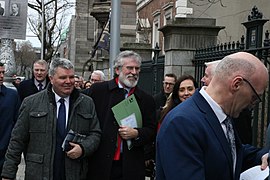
[193,31,270,147]
[138,46,165,96]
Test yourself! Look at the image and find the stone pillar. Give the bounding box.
[159,18,224,76]
[242,6,269,49]
[0,39,16,88]
[121,43,152,62]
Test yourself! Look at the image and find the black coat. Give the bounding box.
[83,79,157,180]
[153,91,167,110]
[17,77,49,101]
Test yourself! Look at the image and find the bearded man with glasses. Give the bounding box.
[83,50,156,180]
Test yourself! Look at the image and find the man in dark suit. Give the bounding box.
[202,59,253,144]
[156,52,269,180]
[84,50,157,180]
[0,62,20,175]
[17,59,49,101]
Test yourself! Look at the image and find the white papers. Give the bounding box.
[240,165,269,180]
[120,113,137,150]
[120,113,138,128]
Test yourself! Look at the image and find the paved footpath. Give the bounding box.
[16,157,151,180]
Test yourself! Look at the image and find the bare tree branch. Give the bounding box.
[27,0,75,61]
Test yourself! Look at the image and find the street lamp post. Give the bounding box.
[109,0,121,79]
[41,0,44,60]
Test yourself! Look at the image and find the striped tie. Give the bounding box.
[223,117,236,173]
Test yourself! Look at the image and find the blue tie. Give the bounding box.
[38,83,43,91]
[58,98,66,137]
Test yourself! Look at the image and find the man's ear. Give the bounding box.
[49,76,53,83]
[115,67,120,75]
[231,76,243,91]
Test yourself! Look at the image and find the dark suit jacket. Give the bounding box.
[153,91,167,110]
[17,77,49,101]
[156,90,266,180]
[83,79,157,180]
[0,85,20,173]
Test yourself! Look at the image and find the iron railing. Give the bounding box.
[193,31,270,147]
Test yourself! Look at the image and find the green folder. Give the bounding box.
[111,94,142,128]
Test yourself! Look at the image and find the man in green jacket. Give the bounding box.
[1,58,101,180]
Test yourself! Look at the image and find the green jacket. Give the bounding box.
[2,84,101,180]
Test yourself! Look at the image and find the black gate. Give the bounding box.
[193,31,270,147]
[193,6,270,147]
[138,47,164,96]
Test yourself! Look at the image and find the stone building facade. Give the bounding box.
[136,0,270,77]
[59,0,138,80]
[59,0,270,79]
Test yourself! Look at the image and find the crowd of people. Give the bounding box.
[0,50,269,180]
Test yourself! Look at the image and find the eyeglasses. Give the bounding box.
[242,78,262,103]
[163,81,175,86]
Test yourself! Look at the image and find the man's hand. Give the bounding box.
[261,153,268,170]
[66,142,83,159]
[118,126,138,140]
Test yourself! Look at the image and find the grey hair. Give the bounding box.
[205,60,222,76]
[49,58,74,76]
[113,50,142,69]
[92,70,106,81]
[215,56,255,79]
[33,59,49,71]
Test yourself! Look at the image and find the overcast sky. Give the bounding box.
[17,1,75,48]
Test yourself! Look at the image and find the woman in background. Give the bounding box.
[159,74,198,126]
[146,75,198,179]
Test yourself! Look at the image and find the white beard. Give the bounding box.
[118,71,139,88]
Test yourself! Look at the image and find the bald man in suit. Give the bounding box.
[156,52,269,180]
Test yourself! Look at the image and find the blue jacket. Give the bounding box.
[156,90,266,180]
[0,85,20,167]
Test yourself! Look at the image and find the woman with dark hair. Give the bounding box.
[147,75,198,178]
[159,74,198,125]
[84,81,91,89]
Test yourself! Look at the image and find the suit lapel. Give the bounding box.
[193,91,234,174]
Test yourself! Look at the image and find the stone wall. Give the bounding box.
[70,0,95,77]
[160,18,224,77]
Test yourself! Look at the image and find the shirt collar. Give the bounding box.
[34,79,46,88]
[199,86,227,123]
[52,88,70,104]
[117,80,131,94]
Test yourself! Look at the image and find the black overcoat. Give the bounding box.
[84,79,157,180]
